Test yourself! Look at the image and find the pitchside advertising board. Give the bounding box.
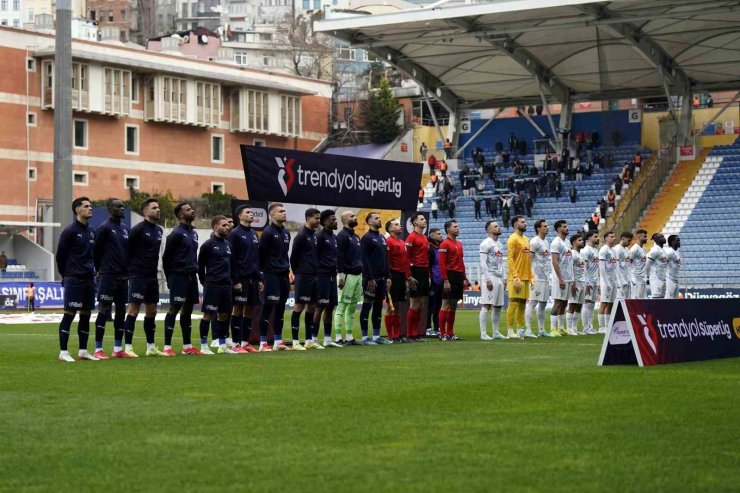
[241,145,423,211]
[599,299,740,367]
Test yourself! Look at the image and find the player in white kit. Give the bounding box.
[613,232,633,299]
[550,220,574,336]
[525,219,553,338]
[567,233,587,335]
[479,221,507,340]
[581,230,599,335]
[664,235,682,298]
[629,229,648,298]
[598,231,618,333]
[646,232,668,298]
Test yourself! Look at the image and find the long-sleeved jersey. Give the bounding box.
[664,246,681,282]
[550,236,574,282]
[361,229,388,279]
[128,220,163,277]
[598,245,618,287]
[290,226,318,275]
[507,232,532,282]
[386,235,411,277]
[56,220,96,278]
[439,237,465,279]
[530,235,552,281]
[198,236,232,286]
[93,218,128,277]
[162,223,199,278]
[629,243,647,283]
[405,231,429,267]
[430,243,442,285]
[480,237,504,280]
[316,228,337,276]
[228,223,261,281]
[582,244,599,288]
[336,227,362,275]
[259,222,291,274]
[646,243,667,283]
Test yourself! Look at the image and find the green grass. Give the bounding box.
[1,310,739,492]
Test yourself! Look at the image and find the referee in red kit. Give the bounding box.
[438,220,465,341]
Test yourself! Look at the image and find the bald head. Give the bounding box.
[341,210,358,229]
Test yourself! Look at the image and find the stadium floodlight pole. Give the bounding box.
[52,0,73,278]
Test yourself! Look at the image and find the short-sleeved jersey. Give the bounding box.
[550,236,574,282]
[613,244,630,285]
[572,249,586,285]
[405,231,429,268]
[598,245,618,286]
[629,243,647,283]
[480,237,504,280]
[647,244,668,281]
[664,246,681,282]
[530,236,552,281]
[506,233,532,282]
[582,244,599,287]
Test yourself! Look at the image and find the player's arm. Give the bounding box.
[360,237,372,279]
[55,228,71,277]
[258,229,271,271]
[127,225,140,265]
[289,232,304,276]
[598,251,609,286]
[460,244,466,279]
[439,243,450,291]
[645,249,655,278]
[197,242,208,286]
[551,248,564,286]
[162,232,177,280]
[480,248,490,287]
[92,224,107,272]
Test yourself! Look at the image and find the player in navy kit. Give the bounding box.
[228,204,263,353]
[162,202,201,356]
[314,209,343,348]
[198,216,236,354]
[359,212,391,345]
[258,203,291,351]
[125,198,166,357]
[92,198,129,359]
[56,197,98,362]
[290,208,321,350]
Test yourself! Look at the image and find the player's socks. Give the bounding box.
[525,302,534,332]
[78,312,91,351]
[506,303,517,335]
[241,316,252,345]
[516,301,526,331]
[210,318,218,342]
[550,314,559,333]
[536,303,546,332]
[566,312,574,332]
[371,302,382,339]
[95,310,107,350]
[393,314,401,340]
[164,311,176,348]
[438,310,448,337]
[199,318,210,346]
[334,302,346,341]
[479,307,489,337]
[581,306,591,331]
[291,311,301,342]
[58,312,74,351]
[359,302,371,338]
[345,303,358,341]
[597,313,605,331]
[407,308,420,339]
[448,310,456,336]
[230,315,243,346]
[491,309,501,336]
[142,317,156,347]
[180,310,192,346]
[557,314,566,334]
[305,311,315,342]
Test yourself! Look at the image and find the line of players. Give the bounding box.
[483,216,682,341]
[55,196,471,361]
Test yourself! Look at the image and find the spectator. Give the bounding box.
[502,203,511,229]
[509,132,517,153]
[593,213,600,227]
[634,151,642,168]
[525,195,533,218]
[614,177,623,196]
[420,142,428,162]
[431,200,438,219]
[517,138,527,156]
[576,162,583,182]
[439,159,448,178]
[472,281,481,292]
[502,149,510,167]
[474,197,482,220]
[0,250,7,270]
[431,174,439,187]
[623,168,631,184]
[554,178,562,201]
[428,154,437,175]
[473,147,485,171]
[26,282,35,312]
[591,131,600,148]
[707,94,714,108]
[495,141,504,153]
[448,197,456,219]
[536,104,543,115]
[418,186,425,204]
[586,215,597,231]
[444,138,452,157]
[569,185,578,203]
[607,189,616,210]
[598,199,608,219]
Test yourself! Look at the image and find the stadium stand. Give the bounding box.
[664,138,740,288]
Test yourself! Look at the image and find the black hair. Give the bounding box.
[603,230,615,239]
[585,230,598,241]
[140,197,158,214]
[668,235,679,247]
[366,212,378,224]
[511,215,524,228]
[554,219,567,231]
[305,208,320,220]
[620,231,634,240]
[534,218,547,233]
[106,198,122,211]
[211,215,227,228]
[444,219,457,233]
[268,202,284,214]
[485,220,498,231]
[635,229,647,236]
[409,211,425,226]
[71,196,90,215]
[320,209,335,225]
[234,204,251,217]
[651,232,663,242]
[570,233,584,245]
[174,202,189,218]
[428,228,440,237]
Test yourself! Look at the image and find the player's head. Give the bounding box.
[668,234,680,249]
[620,231,633,245]
[635,229,647,245]
[211,215,229,238]
[319,209,335,229]
[106,198,125,219]
[534,218,548,237]
[341,210,358,229]
[410,212,427,230]
[444,219,459,237]
[71,196,92,220]
[512,215,526,232]
[385,219,401,236]
[585,229,598,246]
[485,220,500,237]
[268,202,286,225]
[428,227,442,245]
[652,232,665,246]
[554,219,568,236]
[235,204,254,225]
[305,208,321,229]
[570,233,584,250]
[604,230,616,246]
[225,216,234,232]
[366,212,381,230]
[174,201,196,223]
[141,198,160,222]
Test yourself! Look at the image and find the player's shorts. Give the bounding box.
[339,273,363,304]
[294,274,318,305]
[389,270,407,304]
[616,283,631,300]
[409,266,430,297]
[201,285,232,314]
[64,276,95,311]
[551,278,573,301]
[665,280,679,299]
[650,278,666,299]
[631,282,647,299]
[508,279,530,300]
[233,277,261,306]
[168,273,199,306]
[264,272,289,305]
[129,276,159,304]
[584,284,596,302]
[317,275,338,307]
[362,276,387,301]
[442,270,464,300]
[529,278,550,303]
[96,275,128,305]
[569,282,586,305]
[480,276,504,307]
[600,283,617,304]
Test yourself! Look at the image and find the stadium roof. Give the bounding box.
[315,0,740,110]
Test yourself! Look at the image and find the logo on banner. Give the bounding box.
[275,157,296,196]
[733,318,740,339]
[636,313,658,354]
[608,321,631,345]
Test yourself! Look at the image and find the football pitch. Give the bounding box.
[1,310,739,493]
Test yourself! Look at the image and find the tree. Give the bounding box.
[364,77,402,144]
[125,188,178,228]
[278,12,333,80]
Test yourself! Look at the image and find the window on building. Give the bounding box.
[12,0,18,10]
[26,57,35,71]
[108,10,113,22]
[27,7,32,21]
[28,167,37,181]
[89,9,95,21]
[281,95,301,136]
[253,139,266,147]
[302,0,309,8]
[131,75,139,103]
[211,183,224,194]
[1,20,7,26]
[125,125,139,154]
[246,89,269,132]
[0,1,7,11]
[73,119,87,149]
[124,175,139,190]
[259,33,272,41]
[12,18,18,27]
[211,135,224,163]
[262,55,272,67]
[181,2,188,17]
[313,0,320,9]
[120,9,126,22]
[104,67,132,115]
[27,112,36,126]
[191,2,197,16]
[73,171,88,186]
[234,51,247,65]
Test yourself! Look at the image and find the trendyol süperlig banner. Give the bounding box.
[599,299,740,366]
[240,145,423,211]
